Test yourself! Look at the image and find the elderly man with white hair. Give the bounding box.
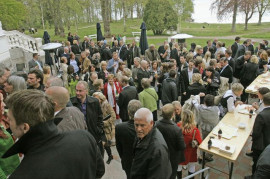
[130,108,172,179]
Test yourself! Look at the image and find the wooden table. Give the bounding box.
[245,72,270,94]
[199,109,256,179]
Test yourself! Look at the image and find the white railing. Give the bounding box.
[4,30,39,53]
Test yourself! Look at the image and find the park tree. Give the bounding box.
[171,0,194,33]
[239,0,258,30]
[257,0,270,25]
[143,0,178,35]
[0,0,27,30]
[100,0,111,37]
[211,0,239,32]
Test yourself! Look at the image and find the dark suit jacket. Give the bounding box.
[115,120,136,172]
[55,107,87,132]
[234,44,246,60]
[81,41,89,51]
[71,44,81,55]
[220,65,233,83]
[180,68,200,93]
[70,96,103,142]
[158,45,166,61]
[248,44,255,55]
[119,45,128,60]
[252,107,270,151]
[228,57,235,73]
[234,55,250,79]
[117,86,138,122]
[231,42,238,58]
[240,62,259,86]
[156,119,185,171]
[187,82,206,103]
[28,59,43,71]
[254,144,270,178]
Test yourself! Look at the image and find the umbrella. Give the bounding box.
[43,30,50,44]
[139,22,148,55]
[96,23,103,41]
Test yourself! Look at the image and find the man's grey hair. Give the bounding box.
[47,77,63,87]
[134,108,153,123]
[0,66,6,77]
[7,75,27,92]
[128,100,142,120]
[134,57,140,63]
[77,81,89,92]
[140,60,147,65]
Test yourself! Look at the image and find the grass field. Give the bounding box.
[26,18,270,48]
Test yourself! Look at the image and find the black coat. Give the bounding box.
[131,126,172,179]
[180,68,200,93]
[158,45,166,61]
[115,120,136,175]
[231,42,238,58]
[101,48,112,61]
[234,55,248,79]
[119,45,128,60]
[71,44,81,55]
[228,57,235,73]
[234,44,246,60]
[240,62,259,86]
[137,68,150,93]
[171,48,179,61]
[187,82,206,103]
[252,108,270,151]
[98,70,107,83]
[248,44,255,55]
[129,46,140,66]
[156,119,185,179]
[71,96,103,143]
[81,41,89,51]
[161,77,178,105]
[254,144,270,178]
[2,120,105,179]
[220,65,233,83]
[117,86,138,122]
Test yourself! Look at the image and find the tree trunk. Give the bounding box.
[258,13,262,25]
[136,2,141,18]
[131,6,133,19]
[123,0,127,32]
[108,0,112,22]
[231,0,238,32]
[101,0,111,37]
[244,16,248,30]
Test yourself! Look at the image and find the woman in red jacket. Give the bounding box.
[103,74,122,123]
[177,109,202,179]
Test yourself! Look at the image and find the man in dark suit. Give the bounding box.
[119,40,128,61]
[81,36,90,51]
[158,41,167,61]
[101,44,112,61]
[253,144,270,178]
[156,104,185,179]
[248,40,255,55]
[233,51,251,82]
[29,53,43,71]
[115,100,142,179]
[203,40,213,55]
[231,36,240,58]
[137,60,151,93]
[118,76,138,122]
[178,55,189,72]
[71,81,104,155]
[180,59,199,105]
[234,40,250,60]
[45,86,87,132]
[225,49,235,73]
[129,40,140,67]
[249,93,270,177]
[219,57,233,84]
[61,47,70,60]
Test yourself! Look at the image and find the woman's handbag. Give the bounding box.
[191,129,198,148]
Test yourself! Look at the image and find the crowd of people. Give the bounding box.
[0,33,270,179]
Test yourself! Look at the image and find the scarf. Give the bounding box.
[107,83,119,115]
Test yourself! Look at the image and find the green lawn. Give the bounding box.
[25,18,269,48]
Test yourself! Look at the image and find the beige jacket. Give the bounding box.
[101,101,116,140]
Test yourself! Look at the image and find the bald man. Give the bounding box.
[131,108,172,179]
[45,86,87,132]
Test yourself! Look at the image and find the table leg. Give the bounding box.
[201,152,206,179]
[229,162,234,179]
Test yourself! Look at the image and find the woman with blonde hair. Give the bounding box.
[240,55,260,102]
[93,92,116,164]
[187,73,206,103]
[177,109,202,178]
[43,65,51,85]
[203,51,212,68]
[258,50,268,73]
[98,61,109,83]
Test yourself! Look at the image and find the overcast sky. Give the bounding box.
[193,0,270,23]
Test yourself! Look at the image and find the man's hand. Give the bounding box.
[207,78,212,83]
[183,92,186,95]
[235,101,243,107]
[199,92,205,97]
